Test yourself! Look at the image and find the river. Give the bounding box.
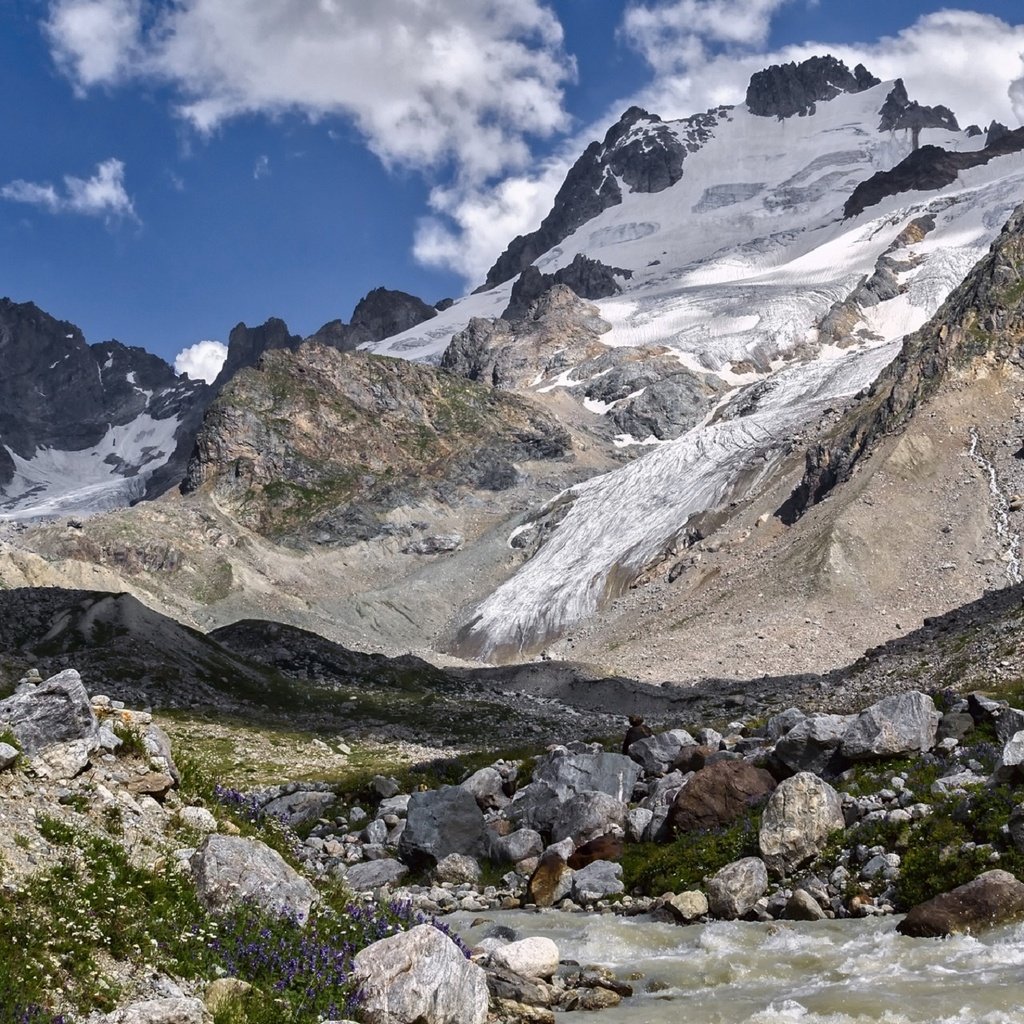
[451,911,1024,1023]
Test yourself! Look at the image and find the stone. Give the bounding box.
[0,669,98,755]
[362,818,389,845]
[263,790,337,827]
[371,775,401,799]
[764,707,807,743]
[550,790,627,844]
[205,978,252,1014]
[936,712,975,743]
[567,833,623,869]
[994,730,1024,784]
[378,794,410,817]
[190,835,319,923]
[97,724,123,752]
[526,849,573,907]
[434,853,481,885]
[667,760,776,833]
[569,860,624,903]
[627,729,697,774]
[178,806,218,833]
[485,965,554,1007]
[897,870,1024,937]
[127,772,176,800]
[784,888,827,921]
[490,936,560,980]
[626,807,653,842]
[530,749,639,804]
[95,998,206,1024]
[622,716,653,754]
[345,859,409,891]
[759,772,845,878]
[31,739,93,780]
[706,857,769,919]
[670,745,711,774]
[567,988,621,1011]
[354,924,488,1024]
[774,715,852,775]
[664,890,708,922]
[490,827,544,864]
[461,766,510,810]
[841,692,940,761]
[490,1000,554,1024]
[0,742,17,770]
[398,786,485,867]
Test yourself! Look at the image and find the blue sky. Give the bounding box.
[2,1,1024,381]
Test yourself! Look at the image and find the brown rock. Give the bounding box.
[127,772,176,800]
[897,870,1024,937]
[567,834,623,869]
[491,999,555,1024]
[622,717,653,755]
[526,850,572,908]
[667,760,776,834]
[670,744,711,774]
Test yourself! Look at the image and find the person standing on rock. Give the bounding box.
[622,715,652,754]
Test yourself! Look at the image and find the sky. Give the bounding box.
[3,1,1024,383]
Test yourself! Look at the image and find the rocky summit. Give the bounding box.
[4,48,1024,1023]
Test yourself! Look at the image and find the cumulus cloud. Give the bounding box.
[1,157,137,222]
[44,0,575,184]
[174,340,227,383]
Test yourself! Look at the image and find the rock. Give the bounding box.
[664,890,708,922]
[530,749,640,804]
[746,56,878,119]
[526,849,573,907]
[667,760,776,833]
[567,833,623,869]
[784,888,827,921]
[363,818,389,845]
[461,766,510,810]
[490,936,560,980]
[190,835,319,923]
[178,806,218,833]
[263,790,337,827]
[897,870,1024,937]
[32,739,93,780]
[627,729,696,774]
[0,669,98,755]
[570,860,624,903]
[127,772,176,800]
[371,775,401,799]
[994,730,1024,784]
[842,692,940,761]
[706,857,769,919]
[936,712,975,743]
[550,790,626,844]
[354,924,488,1024]
[434,853,481,885]
[490,828,544,864]
[485,965,554,1007]
[626,807,653,842]
[774,714,852,775]
[399,786,485,867]
[95,998,206,1024]
[378,794,410,818]
[759,772,845,878]
[670,745,711,774]
[345,858,410,891]
[204,978,252,1014]
[97,723,122,752]
[622,716,653,754]
[403,534,463,555]
[0,742,18,769]
[764,708,807,743]
[489,999,554,1024]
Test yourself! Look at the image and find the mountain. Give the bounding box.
[4,54,1024,684]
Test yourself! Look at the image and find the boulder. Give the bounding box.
[569,860,624,903]
[897,870,1024,937]
[0,742,18,770]
[263,790,337,827]
[95,998,206,1024]
[434,853,481,885]
[178,806,218,833]
[626,807,653,842]
[627,729,696,774]
[485,965,554,1008]
[550,790,626,844]
[994,730,1024,784]
[531,749,639,803]
[490,936,560,980]
[706,857,768,919]
[398,786,484,867]
[490,828,544,865]
[461,766,510,810]
[567,833,623,869]
[621,716,653,754]
[526,849,573,907]
[354,924,488,1024]
[663,890,708,922]
[378,794,410,818]
[671,745,711,774]
[764,707,807,743]
[784,888,827,921]
[759,772,844,878]
[190,835,318,923]
[774,714,851,775]
[667,760,776,833]
[345,859,409,891]
[841,692,940,761]
[0,669,98,755]
[936,712,975,743]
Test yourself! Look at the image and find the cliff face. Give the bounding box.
[778,201,1024,524]
[184,345,572,545]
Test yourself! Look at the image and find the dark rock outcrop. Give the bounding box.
[398,786,485,867]
[897,870,1024,937]
[746,56,878,120]
[212,317,302,391]
[501,255,632,322]
[877,79,958,134]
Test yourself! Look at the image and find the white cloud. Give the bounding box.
[174,340,227,383]
[44,0,575,184]
[1,157,137,222]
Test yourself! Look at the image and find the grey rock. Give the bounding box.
[759,773,845,877]
[550,790,627,844]
[531,749,640,803]
[664,890,708,922]
[362,818,389,845]
[354,924,488,1024]
[764,707,807,743]
[569,860,624,904]
[775,714,852,775]
[0,669,98,756]
[626,807,654,842]
[627,729,696,774]
[371,775,401,800]
[490,936,560,981]
[94,997,207,1024]
[784,889,826,921]
[841,692,940,761]
[378,794,410,818]
[461,766,511,810]
[398,786,485,867]
[402,535,463,556]
[263,790,337,827]
[434,853,481,885]
[346,859,410,891]
[994,730,1024,784]
[490,828,544,864]
[190,835,319,923]
[746,56,878,120]
[706,857,769,919]
[0,742,18,769]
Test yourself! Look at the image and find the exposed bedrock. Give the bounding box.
[745,56,878,120]
[501,254,632,322]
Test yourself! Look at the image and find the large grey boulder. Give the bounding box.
[569,860,624,903]
[398,786,484,867]
[994,730,1024,784]
[968,694,1024,744]
[263,790,337,827]
[764,707,807,743]
[489,828,544,864]
[706,857,768,919]
[774,714,851,775]
[505,782,566,836]
[460,767,510,810]
[841,692,940,761]
[531,749,639,803]
[354,924,488,1024]
[95,997,206,1024]
[897,870,1024,937]
[345,859,409,891]
[190,835,318,923]
[550,791,626,844]
[0,669,98,756]
[627,729,696,774]
[759,772,844,878]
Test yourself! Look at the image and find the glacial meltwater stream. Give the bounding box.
[452,912,1024,1023]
